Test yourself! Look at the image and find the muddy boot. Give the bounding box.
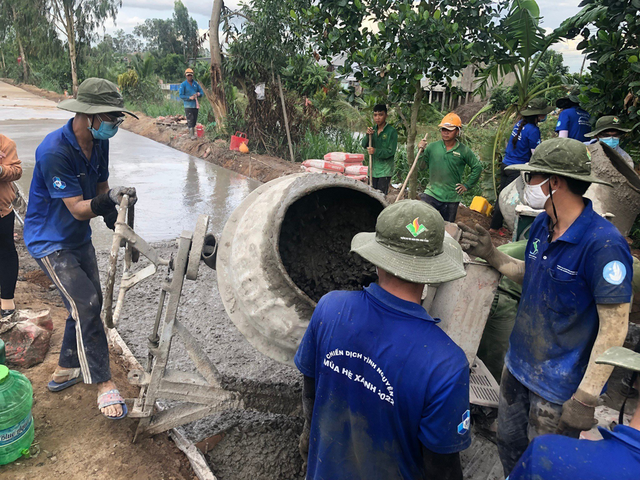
[189,127,196,140]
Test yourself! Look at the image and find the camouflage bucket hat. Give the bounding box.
[596,347,640,373]
[584,115,631,138]
[505,137,612,186]
[520,97,554,116]
[58,78,138,118]
[351,200,466,284]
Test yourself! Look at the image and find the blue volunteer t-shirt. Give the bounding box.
[505,200,633,404]
[555,106,591,142]
[503,121,541,166]
[507,426,640,480]
[294,284,471,480]
[24,118,109,258]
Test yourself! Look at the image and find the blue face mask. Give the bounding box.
[88,116,120,140]
[600,137,620,148]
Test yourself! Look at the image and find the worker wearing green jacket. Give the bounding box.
[417,112,483,222]
[361,104,398,194]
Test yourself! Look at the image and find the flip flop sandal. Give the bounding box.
[97,389,128,420]
[48,367,83,392]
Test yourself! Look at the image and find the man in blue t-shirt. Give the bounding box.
[459,138,633,476]
[295,200,471,479]
[24,78,138,420]
[507,346,640,480]
[555,90,591,142]
[179,68,205,139]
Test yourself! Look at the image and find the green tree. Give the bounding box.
[475,0,583,196]
[47,0,122,96]
[564,0,640,128]
[173,1,201,62]
[134,18,180,55]
[293,0,500,197]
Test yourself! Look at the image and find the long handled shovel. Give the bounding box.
[368,132,373,186]
[395,132,429,203]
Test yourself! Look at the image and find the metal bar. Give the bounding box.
[143,400,242,437]
[174,320,223,388]
[134,231,193,439]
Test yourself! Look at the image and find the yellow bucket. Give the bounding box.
[470,196,494,216]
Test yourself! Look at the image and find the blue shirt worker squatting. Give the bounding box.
[507,346,640,480]
[295,200,472,480]
[555,89,591,143]
[179,67,205,140]
[459,138,634,477]
[23,78,139,420]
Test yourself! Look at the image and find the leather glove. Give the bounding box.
[103,208,118,230]
[457,223,495,260]
[299,422,310,472]
[108,186,137,207]
[556,390,597,434]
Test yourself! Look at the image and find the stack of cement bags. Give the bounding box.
[302,152,368,181]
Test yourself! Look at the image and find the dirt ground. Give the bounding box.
[2,234,196,479]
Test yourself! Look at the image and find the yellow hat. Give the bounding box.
[185,68,194,75]
[438,112,462,130]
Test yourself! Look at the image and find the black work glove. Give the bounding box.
[108,186,137,206]
[556,390,597,434]
[103,208,118,230]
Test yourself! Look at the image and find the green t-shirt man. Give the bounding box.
[417,113,482,221]
[360,104,398,194]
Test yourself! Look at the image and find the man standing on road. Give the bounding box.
[361,104,398,195]
[458,138,633,476]
[417,113,483,222]
[179,68,205,140]
[24,78,139,420]
[296,200,471,479]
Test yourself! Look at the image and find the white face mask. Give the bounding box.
[523,178,555,209]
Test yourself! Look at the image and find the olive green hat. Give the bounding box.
[505,137,612,186]
[556,88,581,107]
[584,115,631,138]
[351,200,466,284]
[597,346,640,372]
[58,78,138,118]
[520,97,554,116]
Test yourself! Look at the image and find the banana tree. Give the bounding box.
[475,0,572,198]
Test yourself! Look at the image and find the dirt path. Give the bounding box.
[2,234,195,479]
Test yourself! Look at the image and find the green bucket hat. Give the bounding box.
[58,78,138,118]
[351,200,466,284]
[556,88,581,108]
[584,115,631,138]
[520,97,554,116]
[505,137,612,186]
[596,346,640,372]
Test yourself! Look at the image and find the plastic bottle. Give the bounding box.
[0,364,34,465]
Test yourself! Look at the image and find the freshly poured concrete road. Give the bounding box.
[0,81,259,250]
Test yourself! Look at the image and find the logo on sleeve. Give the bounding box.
[52,177,66,190]
[556,120,561,128]
[457,410,470,435]
[406,218,427,237]
[603,260,626,285]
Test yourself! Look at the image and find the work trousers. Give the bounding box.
[372,176,391,195]
[35,242,111,384]
[419,193,459,223]
[489,164,520,230]
[497,368,580,477]
[0,210,18,300]
[185,107,199,129]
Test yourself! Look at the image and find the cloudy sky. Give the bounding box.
[104,0,586,72]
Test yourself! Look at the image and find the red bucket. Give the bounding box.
[230,131,248,151]
[196,124,204,138]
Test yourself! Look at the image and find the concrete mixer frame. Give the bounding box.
[103,199,298,441]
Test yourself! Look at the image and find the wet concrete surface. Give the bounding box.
[1,119,260,251]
